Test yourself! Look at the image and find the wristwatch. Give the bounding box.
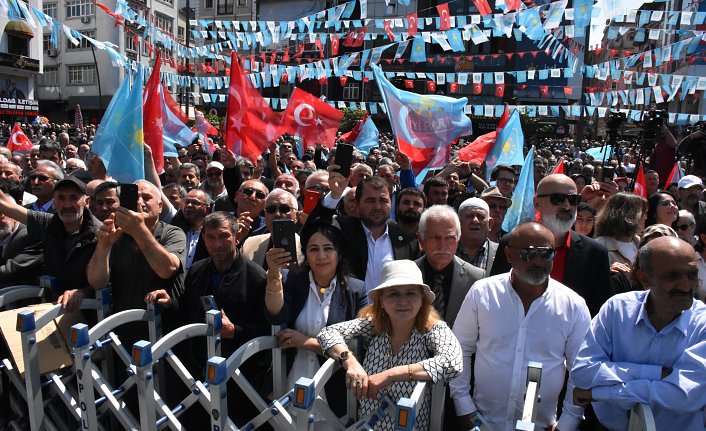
[338,350,354,365]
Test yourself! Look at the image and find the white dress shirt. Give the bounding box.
[361,222,393,293]
[450,272,591,431]
[184,228,201,271]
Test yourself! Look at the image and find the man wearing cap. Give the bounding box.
[678,175,706,225]
[201,161,227,201]
[456,197,498,277]
[451,222,591,431]
[480,186,511,243]
[491,174,612,315]
[0,174,100,311]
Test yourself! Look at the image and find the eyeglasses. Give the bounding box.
[496,177,515,185]
[488,203,509,211]
[677,223,695,231]
[206,171,222,178]
[241,187,267,199]
[537,193,582,206]
[29,174,55,182]
[659,200,678,207]
[265,204,293,214]
[511,246,557,261]
[184,199,208,207]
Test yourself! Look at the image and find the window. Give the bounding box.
[43,34,52,52]
[66,0,94,17]
[43,2,57,18]
[217,0,233,15]
[342,83,359,100]
[237,0,247,6]
[66,30,95,49]
[7,35,29,56]
[177,26,185,41]
[125,33,136,51]
[205,0,213,8]
[39,66,59,86]
[68,64,96,84]
[155,13,173,34]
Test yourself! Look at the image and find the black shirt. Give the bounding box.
[422,258,454,319]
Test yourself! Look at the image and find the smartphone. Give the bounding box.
[601,166,615,182]
[303,189,320,214]
[334,143,354,178]
[120,183,139,212]
[272,219,298,264]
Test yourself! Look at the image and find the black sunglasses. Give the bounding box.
[537,193,581,206]
[241,187,266,199]
[488,203,509,211]
[512,246,557,262]
[29,174,55,182]
[676,223,694,231]
[265,204,292,214]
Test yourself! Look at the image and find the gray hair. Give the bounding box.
[35,160,64,180]
[179,163,200,177]
[305,169,329,189]
[266,188,297,209]
[163,183,187,200]
[418,205,461,238]
[134,179,161,198]
[678,210,695,224]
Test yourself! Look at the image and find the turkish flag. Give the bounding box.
[472,82,483,94]
[315,39,324,58]
[281,72,289,83]
[224,53,282,162]
[282,48,290,62]
[563,86,573,96]
[449,82,459,93]
[550,159,565,175]
[142,50,164,172]
[495,84,505,98]
[427,81,437,92]
[7,123,32,153]
[331,36,340,56]
[496,104,510,131]
[340,76,348,86]
[506,0,521,10]
[540,85,549,99]
[437,3,451,30]
[340,113,368,143]
[383,20,396,41]
[458,131,497,164]
[343,29,357,47]
[407,12,418,37]
[161,83,189,124]
[633,163,647,198]
[405,79,414,89]
[279,87,344,148]
[353,28,367,47]
[292,43,304,58]
[472,0,492,15]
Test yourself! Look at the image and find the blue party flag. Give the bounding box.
[352,117,379,156]
[502,146,536,232]
[485,109,525,181]
[410,36,426,63]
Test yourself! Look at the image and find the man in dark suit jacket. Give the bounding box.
[321,174,420,291]
[0,178,42,286]
[490,174,611,316]
[169,188,211,271]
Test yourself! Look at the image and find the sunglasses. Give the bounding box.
[676,223,694,231]
[512,246,557,261]
[537,193,581,206]
[241,187,266,199]
[29,174,55,182]
[265,204,292,214]
[207,171,222,177]
[488,203,509,211]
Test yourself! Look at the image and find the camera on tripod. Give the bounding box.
[643,109,667,132]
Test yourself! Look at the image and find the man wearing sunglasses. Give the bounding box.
[491,174,612,316]
[451,222,591,431]
[232,180,269,243]
[241,189,303,269]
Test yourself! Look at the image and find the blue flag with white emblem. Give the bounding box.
[485,109,524,181]
[502,146,535,232]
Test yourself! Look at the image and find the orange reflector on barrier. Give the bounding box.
[398,409,408,427]
[208,365,216,382]
[296,387,305,404]
[132,349,141,364]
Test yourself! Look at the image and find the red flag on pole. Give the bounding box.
[406,12,418,37]
[457,131,497,164]
[633,163,648,198]
[7,123,33,153]
[279,88,344,148]
[472,0,492,16]
[143,51,164,172]
[340,113,368,143]
[436,3,451,30]
[497,104,510,131]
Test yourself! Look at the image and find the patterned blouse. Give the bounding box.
[317,317,462,430]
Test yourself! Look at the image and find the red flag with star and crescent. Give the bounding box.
[437,3,451,30]
[279,88,344,148]
[143,51,164,172]
[406,12,418,37]
[223,53,282,163]
[331,35,340,56]
[633,163,648,198]
[7,123,32,153]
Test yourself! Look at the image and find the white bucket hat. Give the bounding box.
[367,260,435,303]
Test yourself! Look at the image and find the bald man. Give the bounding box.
[490,174,612,315]
[451,222,591,431]
[572,237,706,431]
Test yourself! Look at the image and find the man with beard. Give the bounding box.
[395,188,426,236]
[0,179,42,286]
[490,174,612,315]
[456,198,498,276]
[451,222,591,431]
[678,175,706,226]
[170,189,212,271]
[201,161,227,201]
[0,175,100,311]
[571,237,706,431]
[322,174,420,293]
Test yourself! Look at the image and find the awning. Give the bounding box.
[5,20,34,38]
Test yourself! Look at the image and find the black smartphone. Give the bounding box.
[334,143,354,178]
[120,183,138,212]
[601,166,615,182]
[272,219,298,264]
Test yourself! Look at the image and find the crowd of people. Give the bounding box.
[0,119,704,431]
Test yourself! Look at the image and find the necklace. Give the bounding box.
[315,282,331,294]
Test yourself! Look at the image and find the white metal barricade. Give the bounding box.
[627,404,657,431]
[69,303,162,430]
[516,362,543,431]
[131,309,222,431]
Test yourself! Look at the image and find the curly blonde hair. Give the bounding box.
[358,286,441,335]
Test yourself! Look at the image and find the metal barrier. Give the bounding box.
[627,404,657,431]
[69,303,162,430]
[131,309,222,431]
[516,362,543,431]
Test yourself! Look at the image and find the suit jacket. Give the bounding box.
[485,240,499,278]
[240,232,304,269]
[415,255,485,327]
[489,230,612,315]
[0,224,43,287]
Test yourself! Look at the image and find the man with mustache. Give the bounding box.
[678,175,706,226]
[571,237,706,431]
[490,174,612,315]
[456,197,498,277]
[395,187,426,236]
[451,222,591,431]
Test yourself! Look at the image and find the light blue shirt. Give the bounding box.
[571,291,706,431]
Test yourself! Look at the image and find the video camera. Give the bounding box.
[643,109,667,132]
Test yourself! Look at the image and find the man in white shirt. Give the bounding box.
[451,221,591,431]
